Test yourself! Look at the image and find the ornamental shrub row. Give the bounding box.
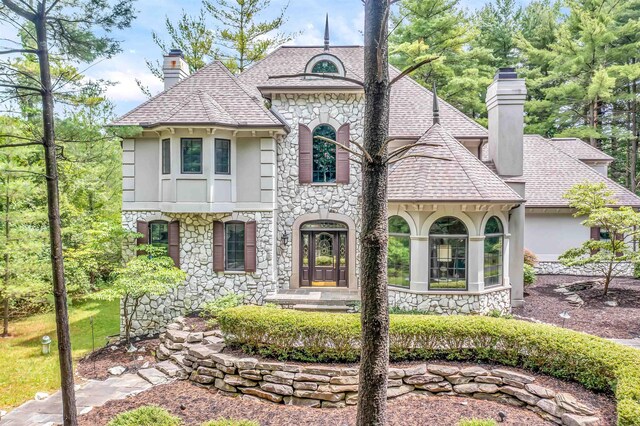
[218,306,640,426]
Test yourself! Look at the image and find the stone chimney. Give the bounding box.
[485,67,527,177]
[163,49,189,90]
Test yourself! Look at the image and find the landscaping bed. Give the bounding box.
[77,338,158,381]
[78,380,557,426]
[514,275,640,338]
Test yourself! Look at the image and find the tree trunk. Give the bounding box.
[631,72,638,192]
[3,175,9,337]
[34,4,78,425]
[357,1,391,425]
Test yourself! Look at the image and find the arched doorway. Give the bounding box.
[300,220,348,287]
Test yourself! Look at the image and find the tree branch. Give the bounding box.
[268,73,364,87]
[0,48,37,55]
[0,141,43,148]
[389,56,440,86]
[1,0,36,21]
[314,135,370,162]
[387,153,452,165]
[0,82,42,93]
[383,141,443,159]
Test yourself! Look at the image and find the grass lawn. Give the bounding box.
[0,298,120,411]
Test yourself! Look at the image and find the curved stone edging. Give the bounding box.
[156,319,600,426]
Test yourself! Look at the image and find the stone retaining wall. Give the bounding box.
[156,319,599,426]
[535,261,633,277]
[388,287,511,315]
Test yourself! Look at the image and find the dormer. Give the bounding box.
[304,53,346,78]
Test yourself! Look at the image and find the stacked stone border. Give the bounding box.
[388,287,511,315]
[157,319,600,426]
[535,261,633,277]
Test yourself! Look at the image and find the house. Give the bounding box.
[113,35,640,336]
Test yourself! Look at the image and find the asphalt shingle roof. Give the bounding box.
[388,124,522,203]
[112,61,283,128]
[548,138,614,162]
[239,46,488,139]
[520,135,640,207]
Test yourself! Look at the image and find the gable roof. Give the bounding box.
[521,135,640,208]
[388,124,522,203]
[548,138,614,162]
[238,46,488,139]
[112,61,284,129]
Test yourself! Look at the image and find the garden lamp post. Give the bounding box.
[559,311,570,328]
[41,335,52,355]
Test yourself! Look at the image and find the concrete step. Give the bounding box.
[289,304,352,312]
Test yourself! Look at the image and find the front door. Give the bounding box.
[301,226,348,287]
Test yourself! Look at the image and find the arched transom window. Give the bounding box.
[312,60,339,74]
[388,216,410,288]
[484,216,504,287]
[429,217,467,290]
[312,124,337,183]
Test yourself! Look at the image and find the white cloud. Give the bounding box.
[289,22,324,46]
[88,64,163,104]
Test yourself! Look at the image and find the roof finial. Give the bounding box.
[324,14,330,51]
[432,81,440,125]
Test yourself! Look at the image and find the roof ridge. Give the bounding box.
[550,137,614,160]
[533,135,640,205]
[113,62,219,124]
[215,61,280,125]
[200,91,237,124]
[389,63,488,136]
[438,125,523,200]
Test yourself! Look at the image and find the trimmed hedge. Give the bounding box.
[219,306,640,426]
[107,406,182,426]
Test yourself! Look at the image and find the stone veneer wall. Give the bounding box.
[535,261,633,277]
[388,287,511,315]
[272,93,364,289]
[155,319,600,426]
[122,211,277,336]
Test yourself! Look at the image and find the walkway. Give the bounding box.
[610,338,640,349]
[0,368,170,426]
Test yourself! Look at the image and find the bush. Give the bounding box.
[524,248,538,267]
[201,294,245,326]
[201,419,259,426]
[107,406,182,426]
[458,420,497,426]
[218,306,640,425]
[523,263,536,286]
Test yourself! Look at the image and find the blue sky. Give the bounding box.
[85,0,532,116]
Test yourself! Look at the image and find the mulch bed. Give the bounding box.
[513,274,640,338]
[76,338,158,381]
[78,380,557,426]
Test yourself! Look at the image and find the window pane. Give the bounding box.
[429,237,467,290]
[430,217,467,235]
[485,217,503,234]
[388,235,410,287]
[215,139,230,174]
[312,124,336,183]
[389,216,410,234]
[162,139,171,175]
[225,223,245,271]
[149,221,169,251]
[484,236,503,287]
[181,138,203,174]
[301,221,347,230]
[312,60,339,74]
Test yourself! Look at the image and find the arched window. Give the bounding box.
[312,124,337,183]
[388,216,410,288]
[484,216,504,287]
[312,60,339,74]
[429,217,467,290]
[149,220,169,250]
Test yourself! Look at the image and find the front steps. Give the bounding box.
[264,288,360,313]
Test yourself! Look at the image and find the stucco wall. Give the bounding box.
[134,139,159,202]
[236,137,261,202]
[524,212,589,262]
[272,93,364,290]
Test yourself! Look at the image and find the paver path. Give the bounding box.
[610,338,640,349]
[0,371,163,426]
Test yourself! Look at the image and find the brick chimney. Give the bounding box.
[485,67,527,177]
[163,49,189,90]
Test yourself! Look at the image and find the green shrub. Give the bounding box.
[107,406,182,426]
[458,419,497,426]
[201,294,244,326]
[523,263,536,286]
[218,306,640,426]
[201,419,259,426]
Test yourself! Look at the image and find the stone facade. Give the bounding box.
[535,261,634,278]
[388,287,511,315]
[122,211,277,336]
[155,319,600,425]
[273,93,364,289]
